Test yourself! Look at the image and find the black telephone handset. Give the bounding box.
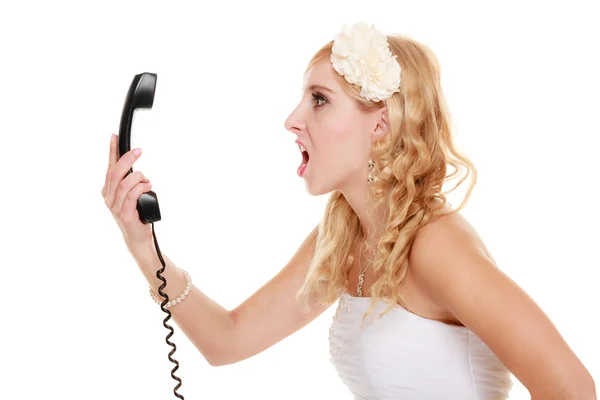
[117,72,161,222]
[117,72,185,399]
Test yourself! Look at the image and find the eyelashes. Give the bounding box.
[311,92,328,108]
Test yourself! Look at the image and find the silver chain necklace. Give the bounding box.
[357,245,375,297]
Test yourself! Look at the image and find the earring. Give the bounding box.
[367,158,376,184]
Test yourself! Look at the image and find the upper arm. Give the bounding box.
[409,213,595,398]
[225,224,332,365]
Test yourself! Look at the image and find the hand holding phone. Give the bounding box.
[101,135,153,248]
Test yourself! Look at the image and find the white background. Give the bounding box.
[1,1,598,399]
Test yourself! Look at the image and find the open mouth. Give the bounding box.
[298,143,309,166]
[297,142,310,177]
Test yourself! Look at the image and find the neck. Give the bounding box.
[339,179,390,248]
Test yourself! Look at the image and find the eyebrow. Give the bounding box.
[304,84,336,95]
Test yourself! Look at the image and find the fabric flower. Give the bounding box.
[330,22,402,102]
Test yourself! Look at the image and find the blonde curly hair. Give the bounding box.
[295,34,477,325]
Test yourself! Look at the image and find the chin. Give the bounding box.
[305,182,332,197]
[304,173,343,197]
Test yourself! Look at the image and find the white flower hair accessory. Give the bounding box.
[330,22,401,102]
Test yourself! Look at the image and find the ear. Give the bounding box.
[371,107,391,140]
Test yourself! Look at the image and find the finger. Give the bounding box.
[105,147,142,205]
[102,133,118,197]
[111,171,147,212]
[109,133,118,168]
[119,181,153,224]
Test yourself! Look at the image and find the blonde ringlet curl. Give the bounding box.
[295,34,477,326]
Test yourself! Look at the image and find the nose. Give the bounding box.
[284,105,306,135]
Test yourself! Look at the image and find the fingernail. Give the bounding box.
[133,148,142,156]
[111,134,116,143]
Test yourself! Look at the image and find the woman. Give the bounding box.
[101,22,596,399]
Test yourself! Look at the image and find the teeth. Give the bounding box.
[298,144,307,152]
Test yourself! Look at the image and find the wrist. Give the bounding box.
[128,236,157,267]
[149,268,192,308]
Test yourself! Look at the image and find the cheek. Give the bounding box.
[318,109,362,144]
[316,115,365,168]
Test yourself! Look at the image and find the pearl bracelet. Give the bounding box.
[149,268,192,308]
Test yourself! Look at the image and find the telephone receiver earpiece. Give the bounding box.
[117,72,162,223]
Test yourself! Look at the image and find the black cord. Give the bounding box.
[151,222,184,399]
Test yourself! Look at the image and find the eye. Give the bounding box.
[311,92,327,107]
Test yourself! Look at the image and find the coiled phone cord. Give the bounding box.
[151,221,185,399]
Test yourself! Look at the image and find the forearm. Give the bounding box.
[129,239,236,366]
[530,375,596,400]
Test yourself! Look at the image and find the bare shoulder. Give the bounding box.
[407,206,596,396]
[408,207,488,309]
[412,207,491,263]
[408,206,500,308]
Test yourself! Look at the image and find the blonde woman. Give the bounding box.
[101,23,596,399]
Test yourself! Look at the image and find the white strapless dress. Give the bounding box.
[329,293,514,399]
